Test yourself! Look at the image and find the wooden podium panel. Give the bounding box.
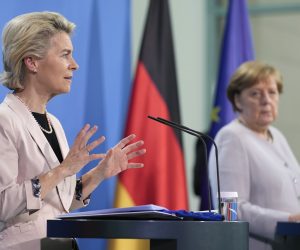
[47,219,248,250]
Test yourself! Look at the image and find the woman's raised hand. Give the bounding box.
[60,124,106,177]
[96,134,146,180]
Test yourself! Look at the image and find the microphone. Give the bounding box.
[148,115,221,214]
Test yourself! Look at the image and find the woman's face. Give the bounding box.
[34,32,79,96]
[234,75,279,132]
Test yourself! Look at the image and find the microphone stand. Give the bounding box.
[148,115,221,215]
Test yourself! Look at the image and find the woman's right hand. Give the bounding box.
[288,213,300,222]
[60,124,106,177]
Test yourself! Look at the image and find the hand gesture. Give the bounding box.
[97,134,146,180]
[289,213,300,222]
[61,124,106,177]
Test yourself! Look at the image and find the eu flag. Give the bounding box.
[198,0,255,211]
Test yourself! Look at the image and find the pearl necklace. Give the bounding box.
[14,94,53,134]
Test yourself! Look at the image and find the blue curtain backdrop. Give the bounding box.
[0,1,131,249]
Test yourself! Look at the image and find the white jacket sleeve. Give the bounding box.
[0,119,42,222]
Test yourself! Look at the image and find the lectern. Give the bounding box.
[47,219,248,250]
[273,222,300,250]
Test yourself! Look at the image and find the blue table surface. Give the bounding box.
[276,222,300,236]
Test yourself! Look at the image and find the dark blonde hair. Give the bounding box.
[0,11,75,90]
[227,61,283,112]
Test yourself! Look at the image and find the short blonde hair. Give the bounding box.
[227,61,283,112]
[0,11,75,90]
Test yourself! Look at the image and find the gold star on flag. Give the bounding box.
[211,106,221,123]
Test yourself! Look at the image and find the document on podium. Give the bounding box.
[57,204,182,220]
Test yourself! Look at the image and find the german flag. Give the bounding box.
[110,0,188,249]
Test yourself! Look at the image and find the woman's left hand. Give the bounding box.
[96,134,146,180]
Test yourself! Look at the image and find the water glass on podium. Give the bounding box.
[220,192,238,221]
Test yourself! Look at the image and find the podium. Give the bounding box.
[47,219,248,250]
[273,222,300,250]
[251,222,300,250]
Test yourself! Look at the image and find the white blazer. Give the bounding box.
[0,94,84,249]
[209,119,300,250]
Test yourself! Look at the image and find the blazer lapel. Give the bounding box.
[5,94,75,212]
[48,114,76,212]
[5,94,60,170]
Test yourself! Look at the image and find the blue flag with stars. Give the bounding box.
[199,0,255,211]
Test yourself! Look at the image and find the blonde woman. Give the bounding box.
[0,12,145,249]
[209,61,300,250]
